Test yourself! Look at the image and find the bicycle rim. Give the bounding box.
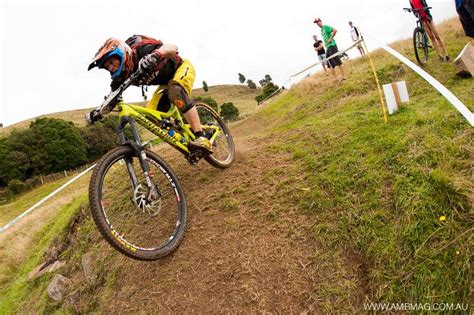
[413,27,428,65]
[89,146,186,260]
[195,102,235,169]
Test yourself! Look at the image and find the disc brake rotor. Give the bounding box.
[133,184,163,216]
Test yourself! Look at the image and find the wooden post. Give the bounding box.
[362,39,388,123]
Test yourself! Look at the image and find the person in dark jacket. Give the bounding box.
[313,35,328,72]
[456,0,474,37]
[87,35,212,154]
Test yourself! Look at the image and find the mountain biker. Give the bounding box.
[409,0,451,61]
[87,35,213,154]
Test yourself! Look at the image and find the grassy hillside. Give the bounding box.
[0,18,472,312]
[193,84,262,118]
[0,85,260,136]
[256,18,473,304]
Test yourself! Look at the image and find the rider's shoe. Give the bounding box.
[188,136,213,155]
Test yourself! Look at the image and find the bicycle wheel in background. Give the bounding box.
[89,146,187,261]
[413,27,429,65]
[194,102,235,169]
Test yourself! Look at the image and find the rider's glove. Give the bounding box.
[138,53,161,73]
[85,109,102,125]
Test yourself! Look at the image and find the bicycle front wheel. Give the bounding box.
[413,27,429,65]
[89,146,187,261]
[195,102,235,169]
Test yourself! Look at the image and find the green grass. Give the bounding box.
[254,19,472,304]
[0,18,471,312]
[0,195,87,314]
[0,177,72,226]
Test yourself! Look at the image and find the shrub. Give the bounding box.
[7,179,26,195]
[247,79,257,89]
[194,96,219,113]
[220,102,240,122]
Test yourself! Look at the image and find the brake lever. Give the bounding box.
[98,69,148,114]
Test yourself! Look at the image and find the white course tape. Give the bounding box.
[291,39,363,77]
[0,164,96,233]
[369,37,474,126]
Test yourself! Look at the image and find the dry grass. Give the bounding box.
[1,85,260,137]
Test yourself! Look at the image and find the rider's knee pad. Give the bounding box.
[168,84,194,113]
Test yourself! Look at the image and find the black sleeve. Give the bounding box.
[110,79,123,92]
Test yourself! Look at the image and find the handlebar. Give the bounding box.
[403,6,431,12]
[97,69,146,115]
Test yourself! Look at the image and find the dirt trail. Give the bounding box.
[91,116,363,312]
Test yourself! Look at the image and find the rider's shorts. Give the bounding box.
[147,59,196,112]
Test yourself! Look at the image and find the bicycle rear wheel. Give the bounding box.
[413,27,429,65]
[195,102,235,169]
[89,145,187,260]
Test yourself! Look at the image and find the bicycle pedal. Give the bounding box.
[187,151,203,165]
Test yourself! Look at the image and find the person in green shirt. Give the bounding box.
[314,18,346,81]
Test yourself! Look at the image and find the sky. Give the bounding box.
[0,0,458,127]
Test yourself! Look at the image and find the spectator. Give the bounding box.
[314,18,346,81]
[313,35,328,72]
[349,21,365,56]
[456,0,474,37]
[409,0,451,61]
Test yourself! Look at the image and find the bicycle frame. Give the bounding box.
[95,69,221,196]
[115,101,221,158]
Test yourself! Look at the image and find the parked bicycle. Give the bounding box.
[403,6,432,65]
[87,69,235,261]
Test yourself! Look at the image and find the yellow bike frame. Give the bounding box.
[116,101,221,156]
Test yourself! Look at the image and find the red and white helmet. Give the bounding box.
[88,38,133,79]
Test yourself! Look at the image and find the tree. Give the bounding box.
[255,94,267,104]
[263,81,279,96]
[259,74,274,87]
[0,117,89,186]
[220,102,239,122]
[194,95,219,113]
[255,74,279,104]
[238,73,246,84]
[202,81,209,92]
[247,79,257,89]
[27,118,88,174]
[80,116,120,161]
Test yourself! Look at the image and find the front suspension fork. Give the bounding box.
[118,117,159,197]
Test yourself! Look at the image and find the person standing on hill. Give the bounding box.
[348,21,365,56]
[314,18,346,81]
[409,0,451,61]
[313,35,328,72]
[455,0,474,37]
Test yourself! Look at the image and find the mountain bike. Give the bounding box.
[403,6,432,65]
[87,69,235,261]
